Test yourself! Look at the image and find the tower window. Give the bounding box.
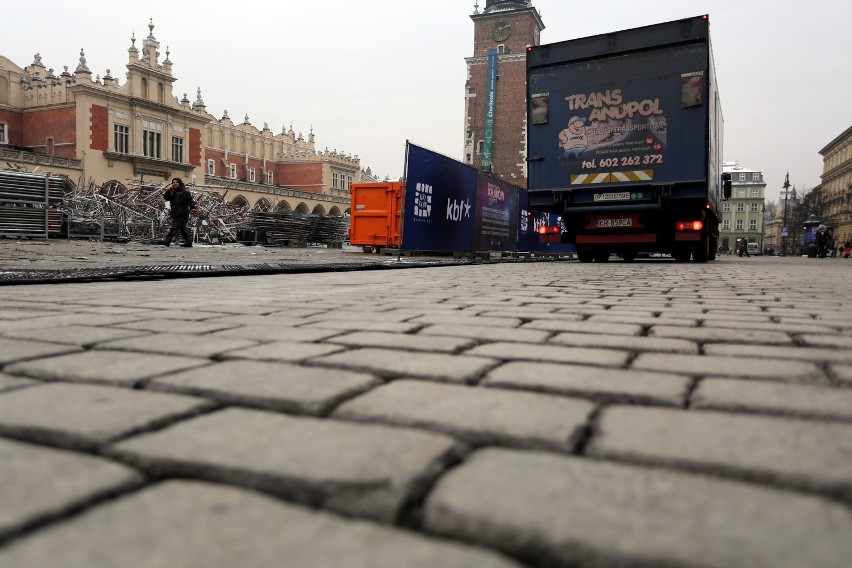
[477,140,484,154]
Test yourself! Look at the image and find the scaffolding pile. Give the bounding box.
[237,211,349,247]
[2,168,348,246]
[61,179,250,243]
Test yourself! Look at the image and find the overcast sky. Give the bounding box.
[4,0,849,201]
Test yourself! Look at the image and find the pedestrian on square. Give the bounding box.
[163,177,197,247]
[815,225,829,259]
[844,239,851,258]
[739,237,750,257]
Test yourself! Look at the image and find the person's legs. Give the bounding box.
[179,218,192,247]
[164,223,178,246]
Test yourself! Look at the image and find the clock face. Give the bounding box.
[491,20,512,42]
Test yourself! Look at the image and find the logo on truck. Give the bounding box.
[557,87,668,179]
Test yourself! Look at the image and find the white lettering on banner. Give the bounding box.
[446,198,472,222]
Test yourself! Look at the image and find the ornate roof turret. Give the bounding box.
[128,32,139,62]
[141,18,161,67]
[75,48,91,76]
[192,87,206,111]
[483,0,531,12]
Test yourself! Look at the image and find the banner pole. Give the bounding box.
[398,140,410,263]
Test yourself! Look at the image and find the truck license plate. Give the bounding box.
[596,218,633,228]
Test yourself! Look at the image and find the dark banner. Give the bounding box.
[473,176,519,251]
[402,143,477,251]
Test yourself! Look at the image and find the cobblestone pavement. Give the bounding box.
[0,246,851,567]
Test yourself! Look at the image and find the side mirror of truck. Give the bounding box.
[722,173,732,199]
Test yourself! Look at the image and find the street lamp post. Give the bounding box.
[781,172,790,256]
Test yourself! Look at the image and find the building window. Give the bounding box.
[267,171,274,185]
[477,140,484,154]
[723,219,730,230]
[735,219,743,230]
[723,202,730,212]
[249,167,256,182]
[751,188,759,197]
[736,203,744,212]
[114,124,130,154]
[0,122,8,144]
[142,119,163,158]
[229,163,237,179]
[347,175,353,190]
[207,159,215,176]
[750,203,759,213]
[738,173,746,181]
[737,189,745,197]
[752,173,760,181]
[332,172,339,189]
[749,219,757,230]
[172,137,184,163]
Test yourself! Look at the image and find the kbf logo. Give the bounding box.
[446,198,472,222]
[520,209,529,232]
[413,183,432,219]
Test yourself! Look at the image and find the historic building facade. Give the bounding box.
[819,125,852,244]
[465,0,544,188]
[0,21,359,214]
[721,161,766,253]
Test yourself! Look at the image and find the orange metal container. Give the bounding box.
[349,182,402,253]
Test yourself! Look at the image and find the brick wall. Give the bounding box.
[276,163,324,193]
[90,104,108,151]
[0,109,24,145]
[189,128,202,167]
[22,105,77,158]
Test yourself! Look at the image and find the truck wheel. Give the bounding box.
[673,250,691,262]
[577,247,594,263]
[593,250,611,263]
[708,237,718,260]
[362,246,373,253]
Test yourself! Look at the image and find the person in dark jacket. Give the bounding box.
[163,177,197,247]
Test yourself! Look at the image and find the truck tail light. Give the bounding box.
[537,225,560,235]
[675,221,703,231]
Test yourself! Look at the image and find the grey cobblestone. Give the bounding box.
[2,250,852,564]
[219,340,347,363]
[110,408,463,522]
[150,359,380,415]
[548,331,698,353]
[419,323,552,344]
[334,379,594,450]
[483,361,690,405]
[588,405,852,495]
[648,325,793,344]
[6,350,209,386]
[2,324,151,346]
[315,347,499,383]
[0,437,142,538]
[94,332,260,358]
[0,481,521,568]
[468,342,631,367]
[0,337,81,365]
[423,448,852,567]
[325,331,476,353]
[0,382,213,449]
[632,352,824,381]
[692,378,852,420]
[0,373,36,392]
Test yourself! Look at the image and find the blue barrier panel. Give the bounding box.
[473,175,519,252]
[402,143,477,251]
[517,189,576,253]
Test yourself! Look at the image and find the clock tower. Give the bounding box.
[465,0,544,187]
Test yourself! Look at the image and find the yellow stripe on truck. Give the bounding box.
[571,170,654,185]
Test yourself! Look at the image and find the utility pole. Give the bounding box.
[780,172,790,256]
